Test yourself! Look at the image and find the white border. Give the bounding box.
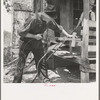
[1,0,99,100]
[96,0,99,99]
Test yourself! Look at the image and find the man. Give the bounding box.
[75,0,96,32]
[13,12,72,83]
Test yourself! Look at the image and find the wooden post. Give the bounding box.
[11,0,13,47]
[12,10,15,47]
[32,0,34,13]
[33,0,42,13]
[80,0,89,82]
[41,0,43,12]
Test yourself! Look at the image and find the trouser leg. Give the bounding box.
[34,49,49,79]
[13,40,30,83]
[33,49,44,75]
[13,51,26,83]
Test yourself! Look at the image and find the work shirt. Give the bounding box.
[18,12,63,38]
[80,10,96,27]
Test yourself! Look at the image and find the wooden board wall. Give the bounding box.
[60,0,73,36]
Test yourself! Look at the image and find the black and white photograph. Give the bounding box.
[3,0,97,84]
[2,0,99,100]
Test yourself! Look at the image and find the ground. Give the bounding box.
[3,60,96,83]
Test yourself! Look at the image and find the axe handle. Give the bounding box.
[71,32,77,47]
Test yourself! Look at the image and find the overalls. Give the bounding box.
[13,13,63,83]
[13,18,47,83]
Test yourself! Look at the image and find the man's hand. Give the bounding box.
[72,32,78,38]
[34,34,43,40]
[62,29,73,38]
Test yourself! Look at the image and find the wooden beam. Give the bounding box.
[80,0,89,83]
[89,20,96,27]
[14,9,32,12]
[88,58,96,60]
[89,31,96,36]
[88,46,96,52]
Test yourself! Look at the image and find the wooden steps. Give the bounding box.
[83,21,96,73]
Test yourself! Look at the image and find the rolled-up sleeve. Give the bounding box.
[41,12,63,33]
[18,17,33,37]
[47,20,63,33]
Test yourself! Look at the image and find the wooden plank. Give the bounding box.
[81,72,89,82]
[89,39,96,43]
[76,43,96,51]
[71,32,77,47]
[89,31,96,36]
[81,30,96,36]
[89,70,96,73]
[88,58,96,60]
[55,37,81,41]
[14,9,32,12]
[89,20,96,27]
[89,64,96,73]
[80,0,89,83]
[88,46,96,52]
[76,40,96,46]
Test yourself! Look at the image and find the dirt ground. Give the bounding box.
[3,61,96,83]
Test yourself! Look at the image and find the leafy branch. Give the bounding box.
[3,0,13,13]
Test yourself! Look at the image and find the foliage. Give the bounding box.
[4,0,32,13]
[4,46,13,64]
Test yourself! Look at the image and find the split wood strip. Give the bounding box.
[89,31,96,36]
[88,46,96,52]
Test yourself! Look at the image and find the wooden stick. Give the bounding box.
[71,32,77,47]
